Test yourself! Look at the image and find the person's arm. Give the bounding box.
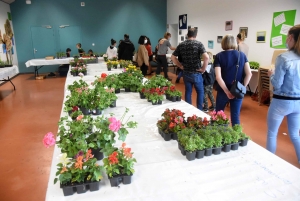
[143,47,149,66]
[171,46,183,69]
[243,62,252,86]
[198,52,209,73]
[166,40,176,50]
[215,67,235,99]
[268,55,286,90]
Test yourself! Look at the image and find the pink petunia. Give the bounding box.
[108,117,121,132]
[43,132,55,148]
[77,115,84,121]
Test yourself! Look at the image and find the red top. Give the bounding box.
[145,44,153,56]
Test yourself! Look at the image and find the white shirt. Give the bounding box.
[106,46,118,59]
[238,42,249,57]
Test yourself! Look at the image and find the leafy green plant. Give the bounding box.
[213,133,223,148]
[249,61,260,69]
[231,130,241,143]
[203,135,214,149]
[195,137,206,151]
[222,131,233,145]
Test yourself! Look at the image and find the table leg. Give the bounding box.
[0,76,16,90]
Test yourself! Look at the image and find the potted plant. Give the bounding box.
[222,131,233,152]
[103,74,123,93]
[76,87,93,115]
[103,54,108,62]
[106,60,113,71]
[203,135,214,156]
[148,88,165,105]
[177,128,196,159]
[103,143,137,187]
[0,60,5,68]
[195,137,206,159]
[71,67,78,76]
[233,125,250,147]
[165,86,177,102]
[210,110,230,126]
[231,130,241,151]
[213,133,223,155]
[249,61,260,70]
[186,115,210,129]
[53,150,103,196]
[175,90,182,101]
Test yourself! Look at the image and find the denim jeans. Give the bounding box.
[183,72,204,110]
[216,90,243,126]
[267,98,300,163]
[177,70,183,80]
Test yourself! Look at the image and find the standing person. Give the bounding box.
[202,52,216,112]
[214,34,252,126]
[267,25,300,164]
[145,36,153,75]
[156,32,176,81]
[237,32,249,57]
[118,34,135,60]
[171,28,209,111]
[136,35,149,76]
[106,39,118,59]
[66,48,71,57]
[76,43,85,57]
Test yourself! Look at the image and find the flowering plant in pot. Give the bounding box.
[148,87,165,104]
[111,60,119,69]
[122,73,143,92]
[53,150,104,196]
[69,110,83,120]
[103,74,123,92]
[78,66,87,75]
[103,143,137,187]
[111,56,118,61]
[165,85,178,101]
[68,79,89,93]
[106,60,113,70]
[210,110,230,126]
[186,115,210,129]
[56,115,94,158]
[64,95,80,114]
[103,54,108,62]
[70,67,78,75]
[76,87,94,114]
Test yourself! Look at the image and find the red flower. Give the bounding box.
[123,147,132,158]
[169,122,176,128]
[72,106,79,112]
[108,151,119,164]
[101,73,107,78]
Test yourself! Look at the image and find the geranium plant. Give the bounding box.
[210,110,230,125]
[186,115,210,129]
[103,143,137,178]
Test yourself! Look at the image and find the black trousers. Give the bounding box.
[140,63,148,76]
[156,55,168,78]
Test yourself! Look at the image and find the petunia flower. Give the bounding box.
[59,153,72,166]
[43,132,56,148]
[76,115,84,121]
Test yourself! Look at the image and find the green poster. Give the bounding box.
[270,9,296,49]
[7,12,11,20]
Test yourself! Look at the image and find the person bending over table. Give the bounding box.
[214,34,252,126]
[267,24,300,164]
[106,39,118,59]
[76,43,85,57]
[156,32,176,81]
[136,35,149,76]
[171,28,209,111]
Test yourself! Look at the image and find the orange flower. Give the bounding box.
[60,166,68,174]
[75,156,83,169]
[76,115,84,121]
[123,148,132,158]
[85,149,93,161]
[122,143,126,149]
[108,151,118,164]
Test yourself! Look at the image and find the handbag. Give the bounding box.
[230,51,246,99]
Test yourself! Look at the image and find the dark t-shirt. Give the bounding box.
[172,40,206,72]
[213,50,248,90]
[78,48,84,55]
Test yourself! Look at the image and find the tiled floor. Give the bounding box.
[0,73,299,201]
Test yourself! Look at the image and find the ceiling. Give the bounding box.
[1,0,15,4]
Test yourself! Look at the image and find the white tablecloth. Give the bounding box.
[0,65,19,81]
[25,57,105,67]
[45,61,300,201]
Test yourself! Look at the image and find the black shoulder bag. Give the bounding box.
[230,51,246,99]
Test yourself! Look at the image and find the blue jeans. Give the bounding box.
[183,72,204,110]
[267,98,300,163]
[216,90,243,126]
[177,70,183,80]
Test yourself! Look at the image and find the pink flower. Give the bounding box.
[108,117,121,132]
[43,132,55,148]
[77,115,84,121]
[78,72,84,77]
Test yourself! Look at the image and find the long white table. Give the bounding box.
[0,65,19,90]
[45,62,300,201]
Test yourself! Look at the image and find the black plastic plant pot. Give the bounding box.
[73,72,78,77]
[222,144,231,152]
[125,88,130,92]
[231,143,239,151]
[62,185,75,196]
[178,142,182,151]
[176,96,181,101]
[91,109,101,115]
[186,151,196,161]
[204,148,213,156]
[162,132,172,141]
[139,92,146,99]
[166,94,170,100]
[239,138,249,147]
[107,68,112,71]
[91,148,104,160]
[109,176,122,187]
[147,99,151,102]
[196,150,205,159]
[158,128,163,135]
[171,133,178,140]
[115,88,121,93]
[113,66,117,69]
[170,96,177,102]
[76,183,87,194]
[157,100,162,105]
[87,181,100,191]
[70,71,74,75]
[152,101,157,105]
[122,175,132,185]
[80,107,90,115]
[110,100,117,108]
[213,147,222,155]
[83,71,87,75]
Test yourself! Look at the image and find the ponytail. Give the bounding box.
[164,32,171,39]
[288,24,300,56]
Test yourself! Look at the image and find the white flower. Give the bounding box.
[78,72,84,77]
[103,54,107,57]
[59,153,72,166]
[104,86,108,89]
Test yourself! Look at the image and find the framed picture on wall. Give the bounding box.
[181,36,184,41]
[179,14,187,30]
[239,27,248,38]
[217,36,223,43]
[257,31,266,43]
[225,21,233,31]
[179,30,182,35]
[208,40,214,49]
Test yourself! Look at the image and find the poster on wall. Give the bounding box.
[217,36,223,43]
[225,21,233,31]
[257,31,266,43]
[270,9,296,49]
[208,40,214,49]
[179,14,187,30]
[239,27,248,38]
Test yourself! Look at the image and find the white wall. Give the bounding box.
[167,23,178,54]
[167,0,300,67]
[0,1,18,66]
